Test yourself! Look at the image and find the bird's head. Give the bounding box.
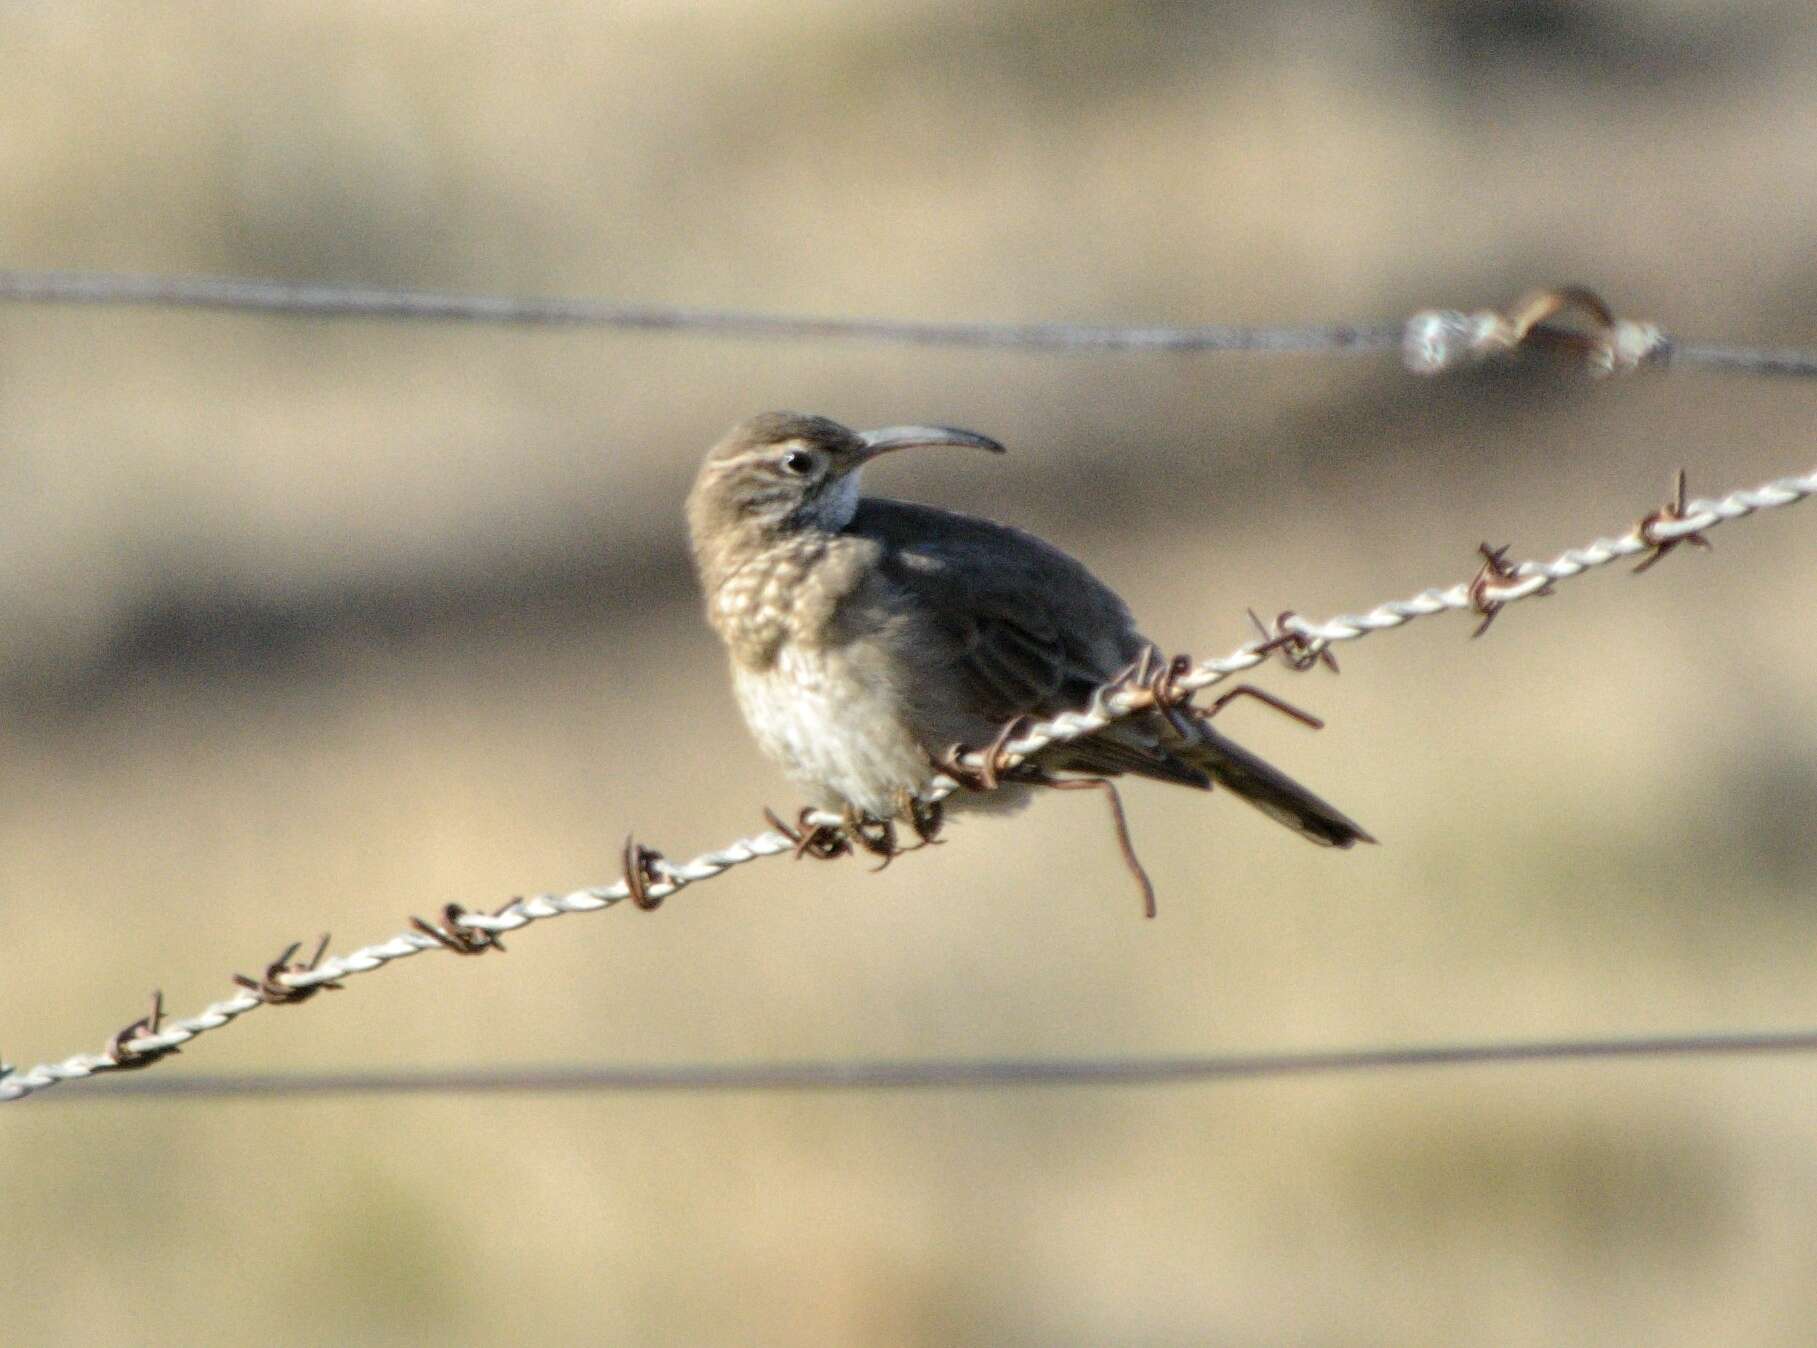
[686,411,1003,583]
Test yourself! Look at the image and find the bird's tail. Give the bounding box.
[1184,725,1376,848]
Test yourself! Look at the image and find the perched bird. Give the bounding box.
[686,412,1372,888]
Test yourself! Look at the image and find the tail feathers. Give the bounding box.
[1186,726,1376,849]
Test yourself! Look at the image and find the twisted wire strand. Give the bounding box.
[2,269,1815,375]
[932,468,1817,791]
[2,464,1811,1104]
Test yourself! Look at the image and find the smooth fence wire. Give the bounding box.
[5,270,1817,375]
[3,460,1812,1104]
[40,1030,1817,1101]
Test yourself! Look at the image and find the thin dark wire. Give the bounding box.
[1664,342,1817,378]
[0,269,1399,352]
[37,1029,1817,1101]
[8,269,1815,374]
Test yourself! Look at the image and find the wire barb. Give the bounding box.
[1203,683,1326,731]
[1467,543,1518,638]
[106,991,182,1071]
[231,934,343,1005]
[410,903,509,956]
[763,806,853,861]
[1040,776,1157,919]
[1248,608,1340,674]
[934,715,1038,794]
[1465,541,1559,638]
[622,837,671,911]
[1633,468,1715,573]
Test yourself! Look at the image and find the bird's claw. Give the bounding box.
[764,794,947,874]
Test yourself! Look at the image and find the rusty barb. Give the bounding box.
[411,901,510,956]
[232,934,342,1006]
[926,646,1332,919]
[1249,608,1340,674]
[1466,542,1556,638]
[1083,651,1331,917]
[1106,644,1329,735]
[762,807,850,861]
[106,990,181,1070]
[1404,285,1668,377]
[621,836,673,910]
[1634,469,1715,573]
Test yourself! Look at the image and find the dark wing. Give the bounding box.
[853,500,1212,788]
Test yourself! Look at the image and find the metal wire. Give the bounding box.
[0,269,1400,351]
[3,460,1809,1105]
[925,466,1817,798]
[36,1029,1817,1101]
[1667,342,1817,379]
[3,269,1814,375]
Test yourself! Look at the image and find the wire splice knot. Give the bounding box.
[1404,285,1667,377]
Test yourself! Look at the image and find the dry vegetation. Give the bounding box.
[3,2,1816,1344]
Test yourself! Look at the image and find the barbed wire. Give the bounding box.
[3,460,1810,1105]
[4,271,1816,375]
[916,465,1813,803]
[42,1029,1817,1100]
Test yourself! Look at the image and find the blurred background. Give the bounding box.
[3,1,1816,1343]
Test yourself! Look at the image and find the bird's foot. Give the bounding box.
[763,800,940,873]
[843,804,913,872]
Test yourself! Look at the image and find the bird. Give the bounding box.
[685,411,1373,901]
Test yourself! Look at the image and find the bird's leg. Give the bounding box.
[1039,774,1158,920]
[872,787,943,856]
[1200,684,1325,731]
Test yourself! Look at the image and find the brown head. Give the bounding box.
[685,411,1003,591]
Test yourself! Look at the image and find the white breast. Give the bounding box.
[732,645,931,818]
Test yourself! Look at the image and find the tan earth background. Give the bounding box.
[3,2,1816,1344]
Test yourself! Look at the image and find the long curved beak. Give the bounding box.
[857,424,1006,460]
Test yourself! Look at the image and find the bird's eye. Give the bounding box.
[780,449,818,476]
